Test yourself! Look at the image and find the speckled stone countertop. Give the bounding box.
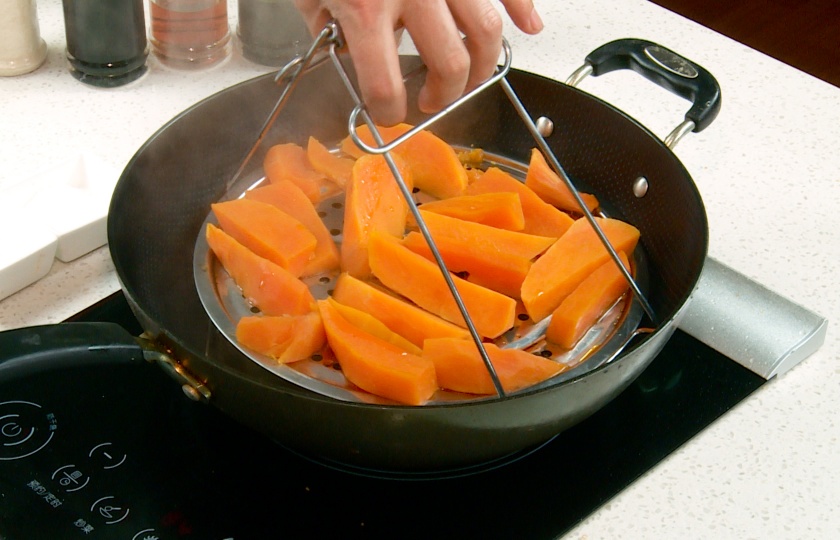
[1,1,838,538]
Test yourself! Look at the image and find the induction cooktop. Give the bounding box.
[0,291,765,539]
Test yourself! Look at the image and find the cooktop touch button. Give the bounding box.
[51,464,91,492]
[0,400,55,461]
[88,442,127,470]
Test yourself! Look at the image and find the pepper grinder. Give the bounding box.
[62,0,148,87]
[0,0,48,76]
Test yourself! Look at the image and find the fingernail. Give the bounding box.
[529,8,544,33]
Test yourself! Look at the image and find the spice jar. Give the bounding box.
[149,0,231,69]
[237,0,312,67]
[0,0,48,76]
[62,0,148,87]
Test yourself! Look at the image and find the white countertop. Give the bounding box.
[2,1,839,538]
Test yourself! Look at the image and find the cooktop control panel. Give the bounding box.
[0,351,235,539]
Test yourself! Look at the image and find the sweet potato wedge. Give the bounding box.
[306,136,354,189]
[317,298,438,405]
[521,217,640,322]
[331,273,471,348]
[410,209,556,261]
[423,337,567,394]
[341,123,467,199]
[235,312,326,363]
[415,192,525,231]
[327,297,422,356]
[464,167,575,238]
[368,232,516,339]
[211,198,317,278]
[244,180,340,277]
[340,123,413,159]
[546,251,632,349]
[402,231,532,298]
[264,142,342,203]
[341,153,412,278]
[205,223,315,316]
[524,148,599,214]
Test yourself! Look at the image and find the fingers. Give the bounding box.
[291,0,544,124]
[447,0,504,93]
[293,0,332,35]
[344,22,407,125]
[296,0,408,125]
[499,0,544,34]
[402,0,471,114]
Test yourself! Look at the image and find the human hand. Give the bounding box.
[293,0,543,125]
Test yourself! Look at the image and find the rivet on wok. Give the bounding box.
[633,176,649,198]
[535,116,554,137]
[181,384,202,401]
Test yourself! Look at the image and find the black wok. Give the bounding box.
[105,39,717,472]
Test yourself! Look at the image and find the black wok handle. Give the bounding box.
[568,38,721,146]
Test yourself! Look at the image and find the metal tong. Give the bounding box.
[230,21,655,399]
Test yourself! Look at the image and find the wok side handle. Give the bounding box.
[568,38,721,147]
[137,335,212,403]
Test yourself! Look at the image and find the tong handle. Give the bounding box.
[582,38,721,134]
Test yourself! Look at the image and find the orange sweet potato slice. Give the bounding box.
[244,181,340,276]
[211,198,317,278]
[306,136,354,189]
[340,122,413,158]
[525,148,599,214]
[331,273,471,348]
[546,251,632,349]
[402,231,531,299]
[396,129,468,199]
[327,297,422,356]
[521,217,640,322]
[341,123,468,199]
[415,192,525,231]
[368,232,516,339]
[235,312,326,363]
[410,209,556,261]
[341,153,412,278]
[263,142,342,203]
[465,167,574,238]
[317,299,438,405]
[423,338,567,394]
[205,223,315,316]
[464,167,484,185]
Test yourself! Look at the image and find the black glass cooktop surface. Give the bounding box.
[0,292,765,539]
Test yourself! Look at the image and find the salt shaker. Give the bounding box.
[237,0,312,67]
[0,0,48,76]
[62,0,148,87]
[149,0,232,69]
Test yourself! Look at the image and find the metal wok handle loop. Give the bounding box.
[138,334,212,403]
[566,38,722,149]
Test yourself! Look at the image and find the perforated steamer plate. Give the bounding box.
[193,149,647,405]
